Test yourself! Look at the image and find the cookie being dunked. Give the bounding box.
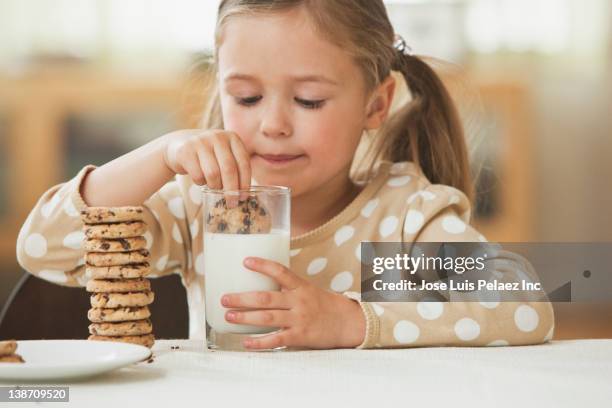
[206,196,271,234]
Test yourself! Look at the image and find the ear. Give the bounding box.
[364,75,396,130]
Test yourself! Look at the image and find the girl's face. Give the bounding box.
[217,7,378,197]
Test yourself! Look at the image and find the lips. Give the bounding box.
[260,154,302,161]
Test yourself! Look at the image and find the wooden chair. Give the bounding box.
[0,273,189,340]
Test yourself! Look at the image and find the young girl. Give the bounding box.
[16,0,553,350]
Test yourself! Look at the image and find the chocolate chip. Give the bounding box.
[118,239,130,250]
[243,215,251,226]
[259,208,266,216]
[218,221,227,232]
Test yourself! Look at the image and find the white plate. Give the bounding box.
[0,340,152,381]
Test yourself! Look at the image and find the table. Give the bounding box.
[8,339,612,407]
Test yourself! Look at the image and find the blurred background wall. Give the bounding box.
[0,0,610,338]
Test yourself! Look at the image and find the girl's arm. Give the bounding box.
[79,135,175,206]
[356,185,555,348]
[80,129,251,206]
[16,129,251,287]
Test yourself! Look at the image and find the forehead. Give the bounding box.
[216,7,359,84]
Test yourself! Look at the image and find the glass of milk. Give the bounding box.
[202,185,290,351]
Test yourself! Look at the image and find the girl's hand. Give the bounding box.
[221,257,366,350]
[162,129,251,191]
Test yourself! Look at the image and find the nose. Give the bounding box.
[259,98,292,138]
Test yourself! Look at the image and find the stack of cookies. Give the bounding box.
[0,340,24,363]
[81,207,155,349]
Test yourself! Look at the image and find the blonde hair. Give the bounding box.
[200,0,475,203]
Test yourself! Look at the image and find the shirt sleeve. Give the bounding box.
[355,183,555,349]
[16,166,194,287]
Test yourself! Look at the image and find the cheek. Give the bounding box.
[220,99,258,149]
[297,106,363,163]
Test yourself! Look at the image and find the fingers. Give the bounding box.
[212,137,240,206]
[229,135,252,191]
[221,291,292,310]
[244,257,302,290]
[165,130,250,192]
[243,329,294,350]
[225,309,291,328]
[195,144,222,189]
[180,148,206,185]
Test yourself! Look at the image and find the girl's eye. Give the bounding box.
[236,96,262,106]
[295,98,326,110]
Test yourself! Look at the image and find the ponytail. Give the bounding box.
[376,49,474,203]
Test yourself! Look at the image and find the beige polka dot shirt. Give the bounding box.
[16,160,554,348]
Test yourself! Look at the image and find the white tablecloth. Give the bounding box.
[11,339,612,407]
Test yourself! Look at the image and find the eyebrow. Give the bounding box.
[223,73,339,86]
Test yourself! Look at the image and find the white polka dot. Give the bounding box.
[290,248,302,257]
[479,300,500,309]
[330,271,354,292]
[307,257,327,275]
[167,260,181,269]
[403,210,425,235]
[390,162,409,175]
[41,194,61,218]
[441,215,466,234]
[454,318,481,341]
[168,197,186,219]
[449,195,461,205]
[76,273,90,286]
[172,223,183,243]
[63,198,79,217]
[407,190,436,204]
[387,175,412,187]
[344,291,361,301]
[393,320,420,344]
[195,253,205,275]
[417,300,444,320]
[143,231,153,250]
[514,305,539,332]
[487,339,509,347]
[189,184,202,205]
[38,270,67,284]
[63,231,85,250]
[372,303,384,316]
[156,255,169,271]
[379,216,398,238]
[360,198,379,218]
[544,326,554,342]
[334,225,355,246]
[24,234,47,258]
[355,242,375,264]
[190,219,199,238]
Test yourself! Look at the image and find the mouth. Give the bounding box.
[255,153,305,166]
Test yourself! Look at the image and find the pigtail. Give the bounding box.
[382,49,474,203]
